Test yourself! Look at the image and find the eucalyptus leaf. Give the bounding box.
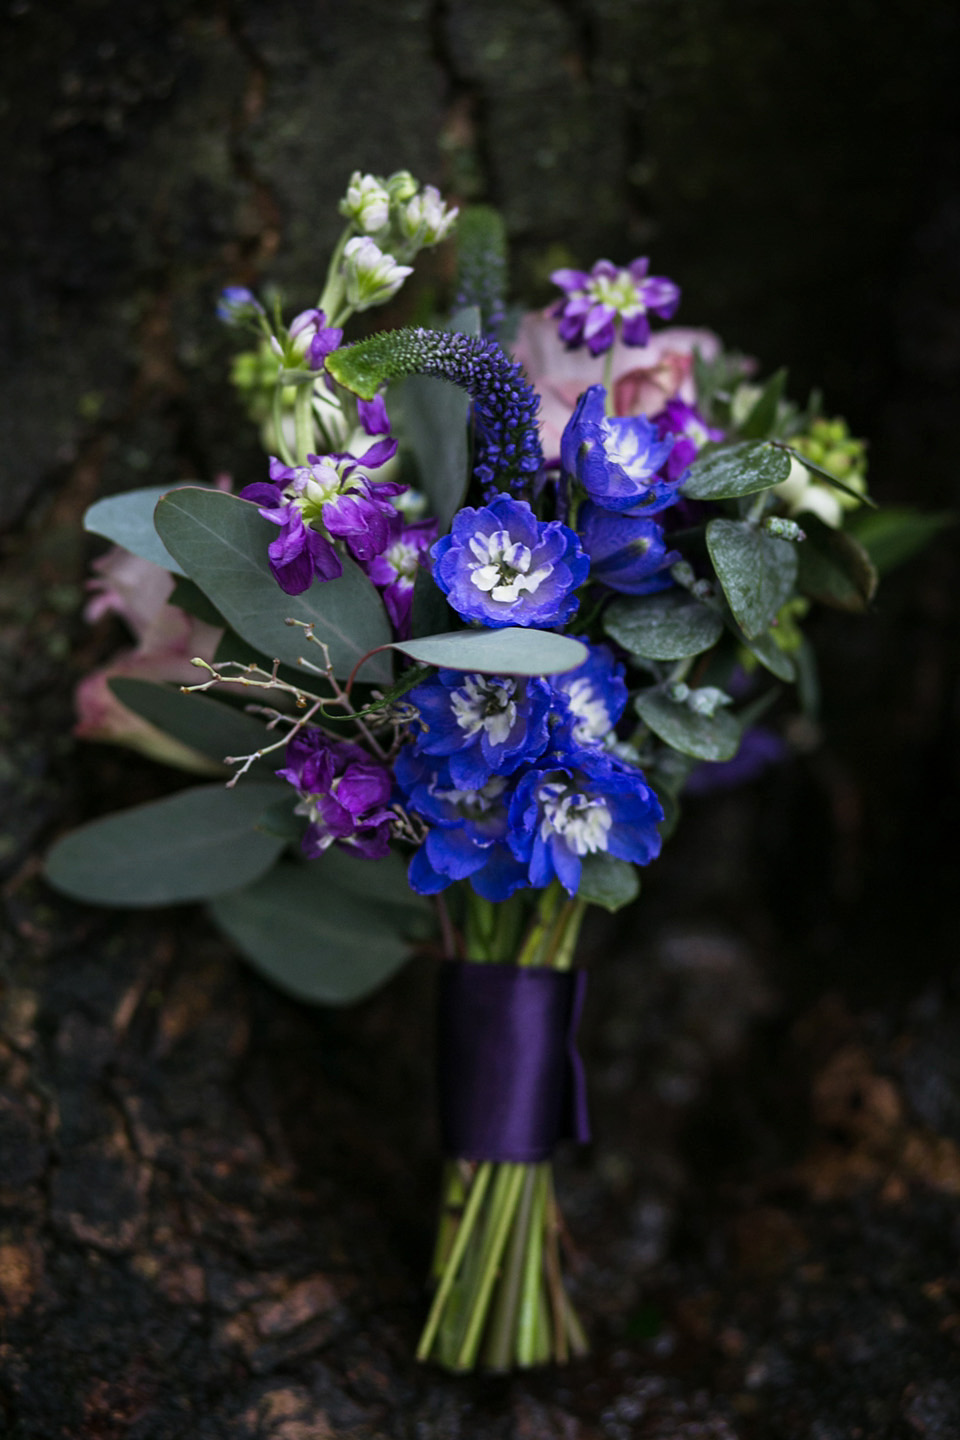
[681,441,791,502]
[739,368,787,440]
[577,854,639,913]
[154,488,393,682]
[604,590,723,661]
[847,507,955,574]
[168,576,227,627]
[44,782,287,906]
[391,627,588,676]
[706,518,798,638]
[635,688,742,762]
[209,860,429,1005]
[796,513,878,612]
[109,679,273,765]
[726,621,796,682]
[84,484,209,574]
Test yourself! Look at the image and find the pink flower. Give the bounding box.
[511,309,721,461]
[75,548,224,771]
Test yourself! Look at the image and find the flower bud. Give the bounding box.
[342,237,413,311]
[386,169,418,203]
[339,171,390,233]
[216,286,264,326]
[400,185,458,246]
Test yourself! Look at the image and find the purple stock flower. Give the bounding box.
[431,493,589,629]
[550,258,680,355]
[508,743,663,895]
[551,640,627,747]
[653,399,724,481]
[579,502,679,596]
[561,385,677,514]
[406,669,552,788]
[288,308,343,369]
[364,516,438,637]
[394,748,528,901]
[277,729,394,860]
[357,393,390,436]
[240,439,402,596]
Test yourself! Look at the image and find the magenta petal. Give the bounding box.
[358,436,399,469]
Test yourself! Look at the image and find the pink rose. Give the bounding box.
[75,548,224,771]
[511,309,722,460]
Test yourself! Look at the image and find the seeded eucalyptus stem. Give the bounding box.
[418,885,589,1371]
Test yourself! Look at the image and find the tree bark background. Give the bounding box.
[1,3,959,1436]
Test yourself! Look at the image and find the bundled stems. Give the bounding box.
[417,885,590,1371]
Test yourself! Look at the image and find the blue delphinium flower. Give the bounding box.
[579,502,679,596]
[432,493,589,629]
[653,399,724,481]
[394,749,528,901]
[240,440,402,595]
[406,669,552,788]
[551,640,627,747]
[561,385,677,514]
[277,730,394,860]
[508,744,664,895]
[550,258,680,355]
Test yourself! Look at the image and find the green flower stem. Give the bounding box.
[416,1160,492,1362]
[293,382,315,464]
[454,1162,526,1370]
[318,224,353,323]
[483,1164,536,1370]
[272,383,297,466]
[603,347,615,413]
[515,1163,548,1365]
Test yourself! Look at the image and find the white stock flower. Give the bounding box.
[342,237,413,311]
[400,185,458,246]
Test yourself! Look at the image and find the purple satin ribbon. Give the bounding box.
[437,961,591,1163]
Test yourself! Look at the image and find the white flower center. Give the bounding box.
[449,675,518,746]
[587,271,644,319]
[467,529,554,603]
[432,774,507,816]
[563,678,609,744]
[287,460,342,522]
[604,424,654,479]
[538,781,612,856]
[384,539,419,582]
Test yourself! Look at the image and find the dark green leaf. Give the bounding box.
[796,513,878,612]
[168,576,227,627]
[84,484,208,574]
[410,565,453,639]
[635,689,742,762]
[681,441,792,501]
[847,507,955,574]
[44,782,287,906]
[154,488,393,682]
[739,368,787,440]
[726,620,796,682]
[208,859,428,1005]
[391,627,588,676]
[604,590,724,661]
[707,518,798,638]
[577,854,639,913]
[109,679,272,765]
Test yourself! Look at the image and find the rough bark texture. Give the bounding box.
[2,2,960,1437]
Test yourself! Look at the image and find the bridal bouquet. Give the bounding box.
[46,168,924,1371]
